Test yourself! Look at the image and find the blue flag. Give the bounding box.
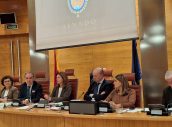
[132,39,142,85]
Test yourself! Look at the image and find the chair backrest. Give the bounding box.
[38,80,50,95]
[68,79,78,100]
[103,68,114,83]
[35,71,46,79]
[129,85,141,107]
[123,73,136,85]
[35,71,50,95]
[123,73,141,107]
[13,76,21,90]
[65,69,78,100]
[65,69,74,76]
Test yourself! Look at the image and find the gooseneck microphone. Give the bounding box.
[167,103,172,113]
[78,92,85,100]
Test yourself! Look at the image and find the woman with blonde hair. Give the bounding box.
[105,74,136,109]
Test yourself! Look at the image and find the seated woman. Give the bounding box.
[105,74,136,109]
[0,75,19,102]
[44,72,72,102]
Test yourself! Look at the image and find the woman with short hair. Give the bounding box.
[0,75,19,102]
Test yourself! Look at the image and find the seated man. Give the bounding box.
[162,70,172,107]
[84,67,113,101]
[18,72,42,105]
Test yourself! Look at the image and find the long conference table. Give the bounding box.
[0,107,172,127]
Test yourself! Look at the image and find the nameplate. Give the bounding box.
[37,103,45,108]
[64,106,69,110]
[69,101,98,115]
[12,102,19,107]
[99,107,108,112]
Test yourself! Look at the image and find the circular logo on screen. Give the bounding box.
[68,0,88,17]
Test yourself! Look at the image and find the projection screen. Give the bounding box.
[34,0,138,50]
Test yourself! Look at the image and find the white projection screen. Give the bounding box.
[34,0,138,50]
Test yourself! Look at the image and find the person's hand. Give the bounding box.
[100,91,105,95]
[109,101,115,108]
[109,101,122,109]
[115,104,122,108]
[101,100,108,103]
[89,94,94,97]
[22,99,29,105]
[44,94,49,100]
[0,98,7,102]
[44,94,51,101]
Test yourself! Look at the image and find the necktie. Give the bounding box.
[27,86,31,99]
[94,83,99,94]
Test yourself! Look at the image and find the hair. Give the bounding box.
[57,72,68,86]
[24,72,34,78]
[1,75,14,86]
[93,67,104,75]
[165,70,172,80]
[115,74,130,96]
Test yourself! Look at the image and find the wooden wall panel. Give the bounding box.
[0,38,12,76]
[0,35,30,89]
[49,41,135,97]
[13,35,30,80]
[0,0,30,90]
[165,0,172,69]
[0,0,28,35]
[48,50,55,92]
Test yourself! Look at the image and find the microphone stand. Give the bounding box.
[77,92,85,100]
[167,103,172,113]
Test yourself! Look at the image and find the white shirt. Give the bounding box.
[3,90,9,98]
[58,87,63,97]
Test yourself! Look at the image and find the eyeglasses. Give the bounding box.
[4,80,11,83]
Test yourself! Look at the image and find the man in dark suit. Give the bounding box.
[162,70,172,107]
[84,67,113,101]
[19,72,42,104]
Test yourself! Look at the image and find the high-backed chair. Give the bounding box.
[13,76,21,90]
[35,71,46,79]
[35,71,50,95]
[65,69,74,77]
[103,68,114,83]
[65,69,78,99]
[123,73,141,107]
[123,73,136,85]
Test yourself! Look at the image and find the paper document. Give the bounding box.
[16,106,30,110]
[126,108,143,113]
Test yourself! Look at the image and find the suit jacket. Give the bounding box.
[19,81,42,103]
[162,86,172,107]
[84,79,113,101]
[51,84,72,102]
[105,89,136,108]
[0,86,19,100]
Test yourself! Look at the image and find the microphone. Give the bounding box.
[78,92,85,100]
[167,103,172,112]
